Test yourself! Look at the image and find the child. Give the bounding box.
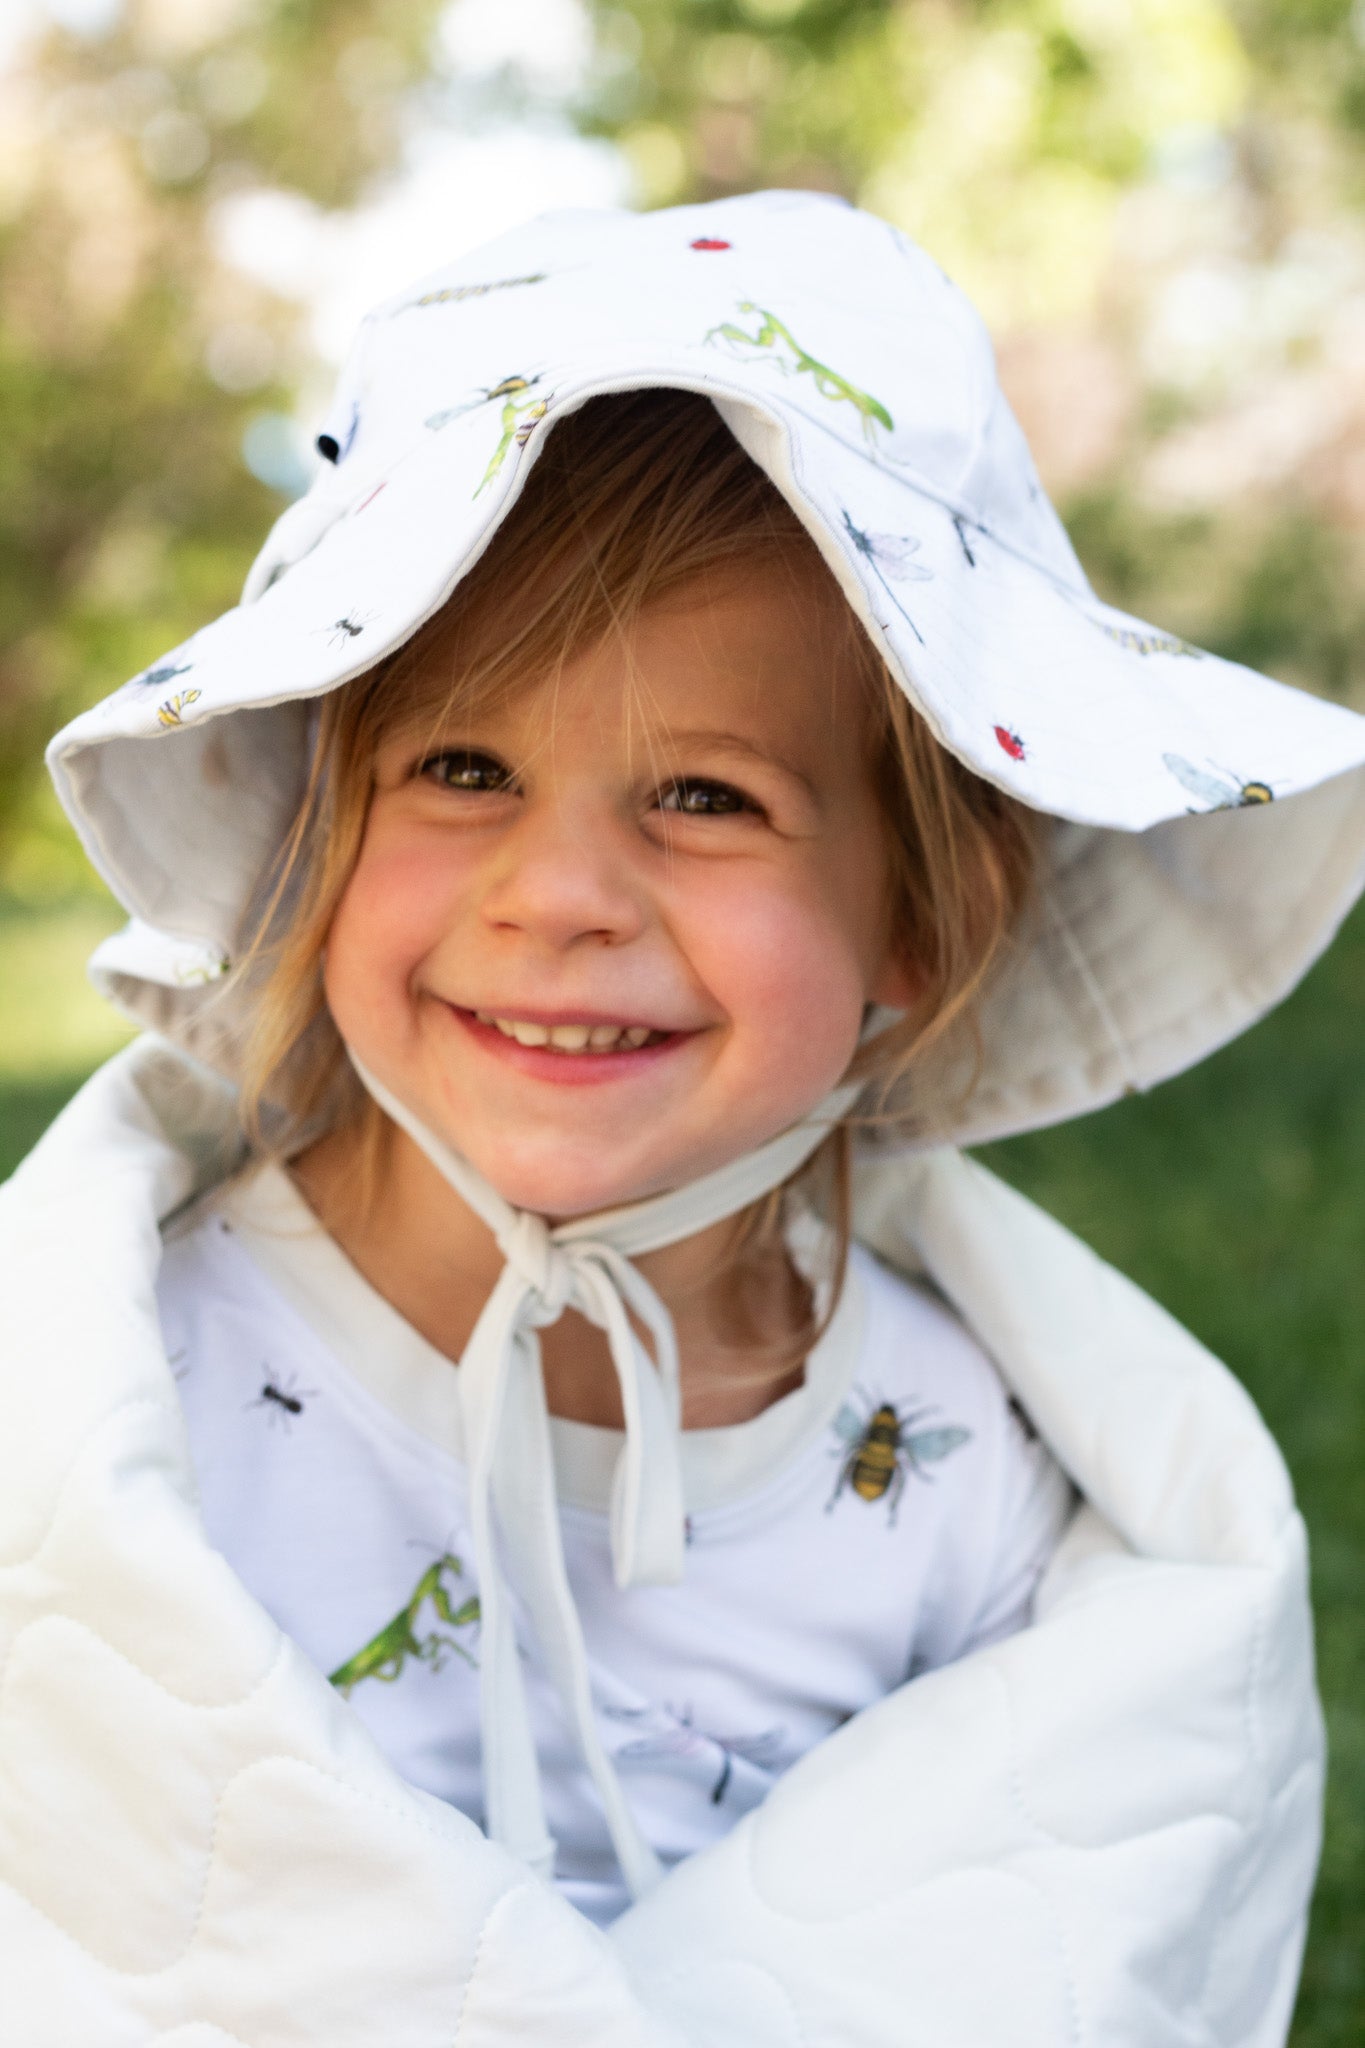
[7,190,1365,2043]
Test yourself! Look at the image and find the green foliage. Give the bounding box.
[1067,490,1365,704]
[0,0,447,886]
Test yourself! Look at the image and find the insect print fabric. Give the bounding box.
[424,373,552,497]
[159,1168,1074,1927]
[1163,753,1275,811]
[841,510,933,645]
[246,1365,317,1432]
[604,1702,787,1807]
[156,688,201,728]
[705,302,894,444]
[827,1396,972,1526]
[329,1554,481,1695]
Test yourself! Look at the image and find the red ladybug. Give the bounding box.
[690,238,731,251]
[994,725,1026,762]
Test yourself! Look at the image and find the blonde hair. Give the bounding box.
[236,389,1038,1363]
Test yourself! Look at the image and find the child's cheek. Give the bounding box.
[681,869,869,1084]
[324,829,470,1050]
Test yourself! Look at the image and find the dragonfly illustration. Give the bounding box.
[841,510,932,644]
[604,1702,786,1805]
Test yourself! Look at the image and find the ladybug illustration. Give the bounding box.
[994,725,1026,762]
[690,238,731,251]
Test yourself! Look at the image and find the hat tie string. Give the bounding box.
[348,1053,856,1897]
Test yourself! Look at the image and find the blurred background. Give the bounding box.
[1,0,1362,2031]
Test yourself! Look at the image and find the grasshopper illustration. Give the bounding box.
[329,1554,481,1696]
[704,303,893,444]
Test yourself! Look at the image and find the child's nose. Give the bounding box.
[479,807,648,951]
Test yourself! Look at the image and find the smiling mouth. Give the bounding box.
[470,1012,672,1055]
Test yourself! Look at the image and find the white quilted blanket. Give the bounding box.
[0,1039,1322,2047]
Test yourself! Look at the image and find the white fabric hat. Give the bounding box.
[47,188,1365,1145]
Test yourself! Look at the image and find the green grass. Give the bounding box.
[2,899,1362,2038]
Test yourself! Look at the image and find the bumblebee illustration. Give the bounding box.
[827,1396,972,1526]
[329,1554,481,1695]
[1163,753,1274,812]
[156,688,201,727]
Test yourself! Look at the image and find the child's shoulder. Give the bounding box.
[846,1237,1016,1426]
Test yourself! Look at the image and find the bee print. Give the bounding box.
[1101,623,1201,659]
[1163,753,1274,812]
[605,1703,785,1806]
[841,510,932,645]
[705,304,893,445]
[156,688,201,727]
[994,725,1027,762]
[329,1555,481,1694]
[246,1368,317,1432]
[828,1396,972,1526]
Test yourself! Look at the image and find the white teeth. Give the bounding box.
[482,1014,660,1053]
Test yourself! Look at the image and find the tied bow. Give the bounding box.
[350,1055,857,1896]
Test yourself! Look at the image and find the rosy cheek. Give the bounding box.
[681,876,866,1078]
[324,832,457,1040]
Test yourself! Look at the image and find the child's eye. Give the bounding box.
[658,778,758,817]
[420,749,514,793]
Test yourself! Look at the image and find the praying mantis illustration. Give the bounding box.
[704,303,893,444]
[328,1553,481,1696]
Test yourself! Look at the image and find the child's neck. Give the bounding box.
[292,1121,809,1431]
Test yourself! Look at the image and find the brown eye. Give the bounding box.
[422,749,514,793]
[660,778,755,817]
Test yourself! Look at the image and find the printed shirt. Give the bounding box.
[159,1164,1075,1925]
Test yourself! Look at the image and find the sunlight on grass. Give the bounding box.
[0,899,134,1081]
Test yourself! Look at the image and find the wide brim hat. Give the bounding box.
[47,189,1365,1148]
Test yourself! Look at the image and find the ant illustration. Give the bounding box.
[321,611,376,649]
[246,1368,317,1433]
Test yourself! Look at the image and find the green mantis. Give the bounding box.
[474,376,549,497]
[704,303,894,444]
[328,1554,481,1696]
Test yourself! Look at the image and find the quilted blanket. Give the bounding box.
[0,1038,1322,2046]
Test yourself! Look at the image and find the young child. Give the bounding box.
[10,190,1365,2043]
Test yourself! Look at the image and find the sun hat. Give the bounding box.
[46,187,1365,1146]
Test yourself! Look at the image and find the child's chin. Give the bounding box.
[472,1144,683,1221]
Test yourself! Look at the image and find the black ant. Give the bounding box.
[247,1369,316,1432]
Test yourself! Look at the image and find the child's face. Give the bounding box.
[324,561,915,1217]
